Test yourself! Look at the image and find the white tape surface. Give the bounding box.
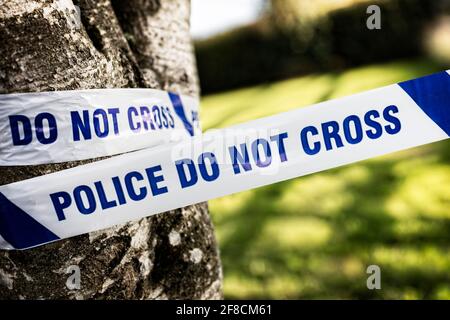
[0,89,200,165]
[0,70,449,249]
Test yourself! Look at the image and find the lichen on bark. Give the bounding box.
[0,0,222,299]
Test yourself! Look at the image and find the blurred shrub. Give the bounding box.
[195,0,448,94]
[424,16,450,64]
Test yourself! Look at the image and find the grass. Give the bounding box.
[200,59,450,299]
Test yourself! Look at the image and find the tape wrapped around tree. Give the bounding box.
[0,0,222,299]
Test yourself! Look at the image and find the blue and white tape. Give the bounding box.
[0,70,449,250]
[0,89,200,165]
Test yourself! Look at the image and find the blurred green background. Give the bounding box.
[194,0,450,299]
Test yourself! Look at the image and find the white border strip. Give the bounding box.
[0,89,200,165]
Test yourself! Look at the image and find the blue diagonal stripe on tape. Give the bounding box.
[168,92,194,136]
[399,71,450,136]
[0,192,59,249]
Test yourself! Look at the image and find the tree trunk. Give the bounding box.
[0,0,222,299]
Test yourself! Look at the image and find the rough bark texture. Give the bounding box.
[0,0,222,299]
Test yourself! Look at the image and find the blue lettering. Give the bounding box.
[9,115,32,146]
[383,105,401,134]
[301,126,320,155]
[108,108,120,135]
[229,143,252,174]
[71,110,91,141]
[50,191,72,221]
[161,107,169,128]
[128,107,141,132]
[198,152,220,182]
[322,121,343,150]
[94,181,117,209]
[140,106,155,130]
[364,110,383,139]
[112,176,127,205]
[343,115,363,144]
[270,132,289,161]
[252,139,272,168]
[93,109,109,138]
[124,171,147,201]
[35,112,58,145]
[176,158,198,188]
[145,165,168,195]
[152,105,162,129]
[73,185,96,215]
[167,107,175,128]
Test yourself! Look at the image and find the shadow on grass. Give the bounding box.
[212,140,450,299]
[202,59,450,299]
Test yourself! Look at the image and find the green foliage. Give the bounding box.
[195,0,447,94]
[201,59,450,299]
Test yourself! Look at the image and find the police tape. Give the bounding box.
[0,70,449,250]
[0,89,200,165]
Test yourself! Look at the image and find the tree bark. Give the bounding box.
[0,0,222,299]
